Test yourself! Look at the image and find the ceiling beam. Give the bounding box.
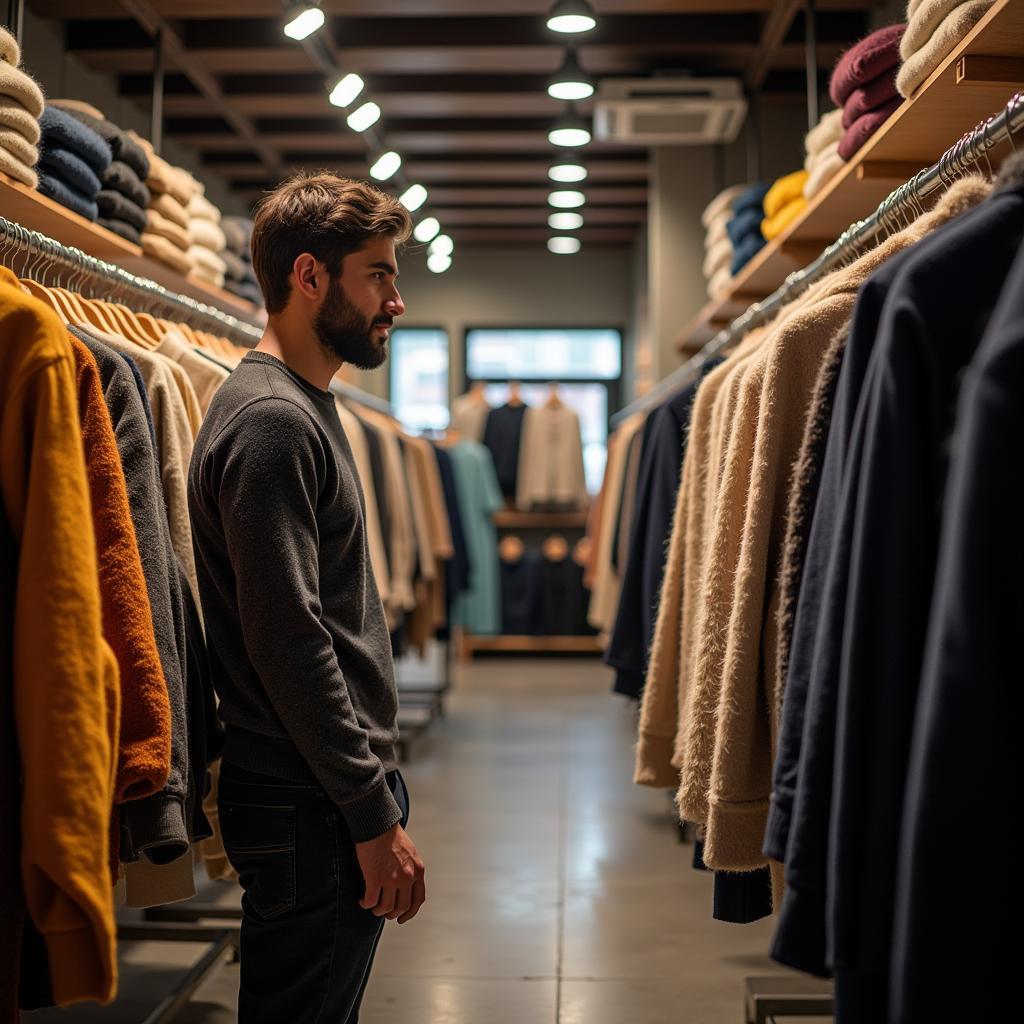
[745,0,804,91]
[112,0,286,178]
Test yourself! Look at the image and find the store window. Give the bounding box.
[464,328,623,494]
[389,328,450,432]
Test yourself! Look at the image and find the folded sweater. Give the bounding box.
[841,68,900,129]
[0,25,19,65]
[764,170,810,219]
[731,181,771,216]
[102,160,150,209]
[224,278,263,307]
[97,216,142,246]
[0,142,37,187]
[128,131,192,205]
[0,126,37,168]
[900,0,971,58]
[38,171,98,221]
[38,144,102,197]
[40,105,111,173]
[804,108,843,157]
[726,206,765,247]
[141,232,192,274]
[707,266,733,301]
[762,197,808,240]
[701,184,746,229]
[187,191,221,225]
[703,236,733,281]
[731,232,765,276]
[221,215,253,256]
[52,103,151,183]
[97,189,147,233]
[48,98,104,120]
[804,141,846,199]
[150,190,189,230]
[188,217,226,254]
[145,207,191,251]
[829,24,905,106]
[188,244,227,281]
[896,0,993,98]
[221,248,252,284]
[0,60,44,120]
[0,94,41,145]
[838,96,902,160]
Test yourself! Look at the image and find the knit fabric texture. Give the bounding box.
[764,170,810,218]
[187,191,221,225]
[150,191,190,230]
[727,206,765,247]
[188,244,227,286]
[38,171,98,220]
[701,184,746,228]
[0,93,40,144]
[97,217,142,246]
[49,98,104,120]
[0,141,37,187]
[188,217,226,254]
[829,23,906,106]
[141,231,192,274]
[900,0,972,57]
[896,0,993,98]
[803,142,846,199]
[50,103,150,182]
[129,131,192,204]
[841,68,900,129]
[97,189,147,232]
[0,25,19,65]
[0,60,44,119]
[732,181,771,216]
[0,125,37,167]
[101,160,150,209]
[762,198,808,241]
[838,96,902,160]
[145,207,190,251]
[731,232,766,275]
[39,144,102,197]
[703,236,733,280]
[40,105,111,173]
[221,248,250,283]
[804,108,844,156]
[705,215,729,249]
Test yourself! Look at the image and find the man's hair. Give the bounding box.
[251,171,413,314]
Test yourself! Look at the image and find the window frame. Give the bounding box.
[387,324,451,432]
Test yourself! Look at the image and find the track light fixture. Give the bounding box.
[400,184,429,212]
[546,0,597,35]
[283,2,325,41]
[548,211,584,230]
[413,217,441,243]
[548,236,582,254]
[429,234,454,258]
[347,101,381,132]
[428,253,453,273]
[548,103,592,147]
[549,162,588,183]
[329,73,365,109]
[369,151,402,181]
[548,48,594,101]
[548,190,585,209]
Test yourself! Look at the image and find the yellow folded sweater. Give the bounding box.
[762,197,808,241]
[763,170,810,219]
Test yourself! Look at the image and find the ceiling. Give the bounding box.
[29,0,883,247]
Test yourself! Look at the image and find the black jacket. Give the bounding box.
[482,403,528,499]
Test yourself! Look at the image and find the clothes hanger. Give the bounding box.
[507,380,524,407]
[544,382,563,409]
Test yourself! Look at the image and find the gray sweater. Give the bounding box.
[188,352,401,842]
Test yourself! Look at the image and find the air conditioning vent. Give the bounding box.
[594,77,747,145]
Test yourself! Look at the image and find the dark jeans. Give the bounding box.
[219,763,410,1024]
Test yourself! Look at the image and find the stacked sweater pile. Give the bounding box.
[831,24,905,161]
[51,101,151,245]
[187,187,228,290]
[726,182,770,276]
[0,27,43,188]
[129,131,195,276]
[762,169,809,241]
[701,184,745,301]
[37,105,111,222]
[221,215,262,308]
[897,0,995,98]
[803,108,845,201]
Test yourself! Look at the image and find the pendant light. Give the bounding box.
[329,73,364,109]
[283,2,325,40]
[548,211,583,230]
[347,101,381,132]
[548,189,585,209]
[549,161,587,183]
[546,0,597,35]
[548,236,582,254]
[428,252,453,273]
[369,151,402,181]
[413,217,441,243]
[429,234,454,258]
[399,184,428,212]
[548,48,594,102]
[549,104,591,147]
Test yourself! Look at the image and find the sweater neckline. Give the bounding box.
[243,350,335,404]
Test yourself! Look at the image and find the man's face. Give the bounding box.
[314,235,405,369]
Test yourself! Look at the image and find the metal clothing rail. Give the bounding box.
[0,215,264,343]
[612,90,1024,427]
[329,380,395,417]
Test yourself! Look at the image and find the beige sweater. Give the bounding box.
[515,403,589,512]
[896,0,994,98]
[156,328,229,417]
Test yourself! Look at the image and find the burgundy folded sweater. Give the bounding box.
[841,68,900,129]
[838,96,902,160]
[830,24,906,107]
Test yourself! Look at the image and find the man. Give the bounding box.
[188,172,426,1023]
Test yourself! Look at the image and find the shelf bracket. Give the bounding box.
[956,54,1024,87]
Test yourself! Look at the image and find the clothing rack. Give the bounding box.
[0,214,264,344]
[329,380,395,418]
[612,89,1024,427]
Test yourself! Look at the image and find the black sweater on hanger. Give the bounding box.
[482,403,528,499]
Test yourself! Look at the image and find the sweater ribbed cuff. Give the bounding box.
[339,776,403,844]
[633,732,680,789]
[703,796,771,871]
[45,924,117,1006]
[121,792,190,865]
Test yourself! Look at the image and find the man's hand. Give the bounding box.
[356,824,426,924]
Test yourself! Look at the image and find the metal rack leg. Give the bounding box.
[138,930,237,1024]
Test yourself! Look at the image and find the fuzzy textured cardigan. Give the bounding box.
[829,24,905,106]
[896,0,993,98]
[0,268,119,1011]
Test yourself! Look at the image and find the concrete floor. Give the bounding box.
[29,656,792,1023]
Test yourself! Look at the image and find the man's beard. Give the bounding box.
[314,277,391,369]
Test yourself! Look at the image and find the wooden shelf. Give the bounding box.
[493,509,589,530]
[458,633,603,659]
[0,171,262,326]
[678,0,1024,352]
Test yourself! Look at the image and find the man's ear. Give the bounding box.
[292,253,320,301]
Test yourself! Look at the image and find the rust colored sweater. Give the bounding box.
[0,267,119,1012]
[69,336,171,819]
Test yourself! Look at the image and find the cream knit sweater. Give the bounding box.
[896,0,994,98]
